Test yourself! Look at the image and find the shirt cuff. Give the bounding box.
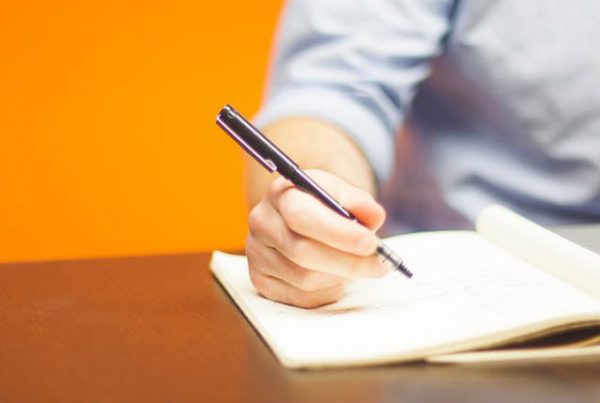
[254,87,395,184]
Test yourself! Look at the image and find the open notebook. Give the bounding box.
[210,205,600,368]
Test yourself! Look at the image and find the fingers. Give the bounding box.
[302,172,386,231]
[247,236,344,290]
[246,169,389,308]
[246,236,346,308]
[267,175,386,255]
[273,188,378,256]
[249,200,389,279]
[250,270,345,309]
[342,192,386,231]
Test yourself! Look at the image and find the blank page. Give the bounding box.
[477,205,600,299]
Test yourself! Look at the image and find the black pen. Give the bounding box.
[216,104,413,279]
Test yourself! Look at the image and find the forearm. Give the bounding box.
[245,117,376,209]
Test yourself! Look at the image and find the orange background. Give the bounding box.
[0,0,283,263]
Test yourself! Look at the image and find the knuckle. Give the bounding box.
[272,175,289,190]
[245,235,261,263]
[267,176,290,202]
[278,193,305,230]
[247,207,261,233]
[248,204,268,236]
[286,237,310,264]
[248,269,267,292]
[246,238,273,279]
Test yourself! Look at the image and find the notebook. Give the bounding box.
[210,205,600,368]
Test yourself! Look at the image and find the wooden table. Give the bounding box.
[1,225,599,402]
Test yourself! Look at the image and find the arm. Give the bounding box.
[245,117,377,209]
[246,0,454,308]
[244,117,388,309]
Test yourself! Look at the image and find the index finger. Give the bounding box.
[272,186,381,256]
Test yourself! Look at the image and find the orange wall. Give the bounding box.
[0,0,283,262]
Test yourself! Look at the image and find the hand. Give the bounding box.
[246,169,389,308]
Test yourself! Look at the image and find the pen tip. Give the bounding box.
[376,244,413,279]
[397,262,413,279]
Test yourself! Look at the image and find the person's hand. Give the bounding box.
[246,169,390,308]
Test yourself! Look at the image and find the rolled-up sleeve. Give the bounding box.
[255,0,455,183]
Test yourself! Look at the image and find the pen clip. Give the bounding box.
[216,114,278,173]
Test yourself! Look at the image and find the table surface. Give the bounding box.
[1,225,599,403]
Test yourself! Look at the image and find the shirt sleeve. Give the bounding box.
[254,0,456,183]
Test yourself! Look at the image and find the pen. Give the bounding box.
[216,104,413,279]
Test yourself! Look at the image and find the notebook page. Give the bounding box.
[211,232,600,368]
[477,205,600,299]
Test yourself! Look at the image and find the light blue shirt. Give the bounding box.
[255,0,600,232]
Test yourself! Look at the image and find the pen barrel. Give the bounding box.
[289,168,354,220]
[216,105,298,175]
[377,243,413,278]
[216,104,412,280]
[290,169,411,278]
